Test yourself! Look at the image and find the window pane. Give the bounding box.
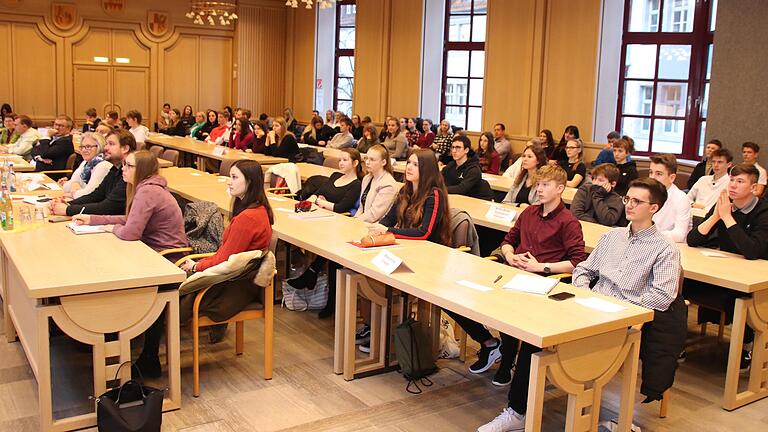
[467,107,482,132]
[662,0,694,32]
[338,27,355,49]
[471,15,487,42]
[706,44,713,80]
[628,0,661,32]
[337,78,354,100]
[474,0,488,14]
[655,82,688,117]
[625,44,657,79]
[470,50,484,78]
[446,50,469,77]
[658,45,690,79]
[448,15,472,41]
[337,100,353,117]
[445,78,468,105]
[701,82,709,118]
[698,121,707,156]
[450,0,472,14]
[339,4,356,26]
[621,117,650,152]
[338,56,354,78]
[445,106,466,129]
[468,79,483,106]
[652,118,684,153]
[710,0,718,31]
[622,81,654,115]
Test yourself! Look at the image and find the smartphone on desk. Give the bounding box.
[548,292,575,301]
[48,215,71,223]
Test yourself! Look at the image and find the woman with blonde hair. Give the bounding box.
[354,144,399,223]
[561,138,586,187]
[265,116,300,162]
[59,132,113,199]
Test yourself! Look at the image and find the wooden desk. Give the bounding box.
[295,162,338,180]
[146,133,288,170]
[0,154,35,172]
[0,223,186,431]
[161,167,233,217]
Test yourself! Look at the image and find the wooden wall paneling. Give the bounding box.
[112,30,151,68]
[72,66,112,120]
[353,0,390,122]
[285,6,316,122]
[199,36,233,112]
[163,35,200,113]
[483,0,537,136]
[12,23,58,121]
[113,67,150,119]
[0,23,12,105]
[540,0,601,141]
[386,0,423,118]
[72,28,111,65]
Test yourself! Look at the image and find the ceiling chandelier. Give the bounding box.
[285,0,335,9]
[186,1,239,26]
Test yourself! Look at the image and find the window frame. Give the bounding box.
[616,0,715,159]
[333,0,356,116]
[440,0,487,132]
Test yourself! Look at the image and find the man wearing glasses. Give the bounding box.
[51,129,136,216]
[31,115,75,180]
[478,177,685,432]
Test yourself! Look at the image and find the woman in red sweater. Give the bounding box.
[230,118,255,151]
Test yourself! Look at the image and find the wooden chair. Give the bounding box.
[161,149,180,167]
[149,146,164,159]
[265,173,296,197]
[218,158,238,176]
[37,152,78,178]
[322,155,340,169]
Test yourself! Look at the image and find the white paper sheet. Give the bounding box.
[67,223,106,235]
[502,273,558,295]
[700,250,728,258]
[574,297,627,313]
[457,280,494,292]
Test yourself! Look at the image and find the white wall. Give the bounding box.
[593,0,624,142]
[314,6,336,112]
[420,0,445,122]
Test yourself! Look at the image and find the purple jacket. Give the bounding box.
[91,175,188,252]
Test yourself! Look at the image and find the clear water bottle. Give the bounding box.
[8,163,16,193]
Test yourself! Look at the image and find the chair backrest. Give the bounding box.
[638,167,650,179]
[149,146,164,158]
[452,218,470,249]
[65,153,78,171]
[219,158,238,176]
[674,171,690,191]
[322,155,340,169]
[162,149,180,166]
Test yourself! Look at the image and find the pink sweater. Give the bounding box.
[90,175,188,252]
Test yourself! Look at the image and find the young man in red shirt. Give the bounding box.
[445,165,586,387]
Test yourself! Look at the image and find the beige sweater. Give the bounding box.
[354,172,401,223]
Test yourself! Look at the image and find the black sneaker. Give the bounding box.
[677,350,686,363]
[209,324,228,344]
[740,349,752,374]
[492,366,513,386]
[355,324,370,345]
[358,341,370,353]
[469,339,502,374]
[133,355,161,379]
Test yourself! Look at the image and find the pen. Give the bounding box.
[78,207,85,215]
[493,275,503,284]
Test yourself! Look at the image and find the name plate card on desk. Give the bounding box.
[212,146,227,156]
[485,204,517,223]
[371,250,413,274]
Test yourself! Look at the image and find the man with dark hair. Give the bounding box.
[441,134,494,200]
[105,110,120,129]
[126,110,149,145]
[4,114,40,159]
[571,163,626,226]
[688,148,733,211]
[593,131,622,166]
[32,115,75,180]
[686,163,768,372]
[741,142,766,197]
[51,129,136,216]
[327,116,355,149]
[688,139,723,189]
[492,123,510,162]
[648,153,691,242]
[82,108,102,133]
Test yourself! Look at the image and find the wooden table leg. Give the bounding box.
[723,290,768,410]
[525,328,641,432]
[333,269,352,374]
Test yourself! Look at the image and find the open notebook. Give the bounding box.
[67,222,106,235]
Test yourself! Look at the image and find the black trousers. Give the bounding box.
[444,310,520,371]
[683,280,754,343]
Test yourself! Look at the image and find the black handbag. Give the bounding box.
[96,362,164,432]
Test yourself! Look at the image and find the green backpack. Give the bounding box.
[394,314,438,394]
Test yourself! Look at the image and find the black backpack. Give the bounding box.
[393,314,438,394]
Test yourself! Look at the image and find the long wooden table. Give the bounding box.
[146,133,288,170]
[0,154,35,171]
[162,169,653,431]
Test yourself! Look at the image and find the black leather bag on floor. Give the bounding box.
[96,362,164,432]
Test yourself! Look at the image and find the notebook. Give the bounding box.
[502,273,559,295]
[66,223,106,235]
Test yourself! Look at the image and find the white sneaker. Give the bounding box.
[477,407,525,432]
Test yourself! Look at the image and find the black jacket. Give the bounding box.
[265,133,300,162]
[160,122,187,137]
[571,183,627,227]
[81,118,101,133]
[193,122,214,141]
[639,296,688,400]
[687,198,768,260]
[441,155,494,201]
[66,164,126,216]
[687,159,711,190]
[32,135,74,171]
[302,125,334,146]
[615,160,638,196]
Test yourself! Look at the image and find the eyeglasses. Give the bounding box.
[622,196,655,207]
[450,146,465,150]
[121,161,136,168]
